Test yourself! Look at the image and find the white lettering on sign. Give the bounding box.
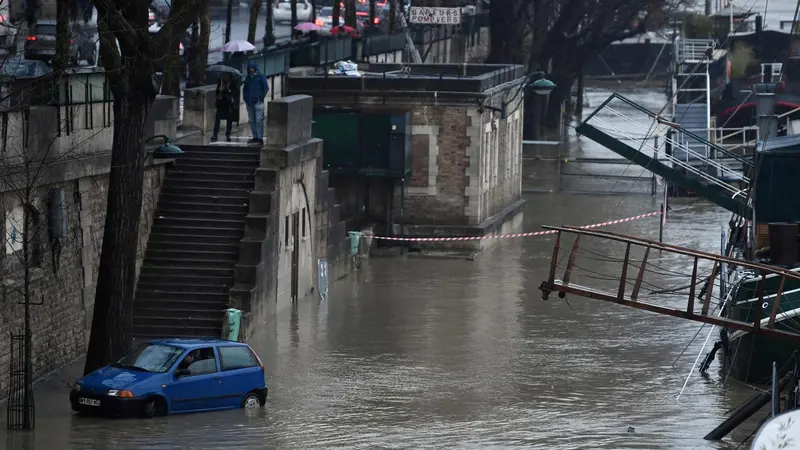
[408,7,462,25]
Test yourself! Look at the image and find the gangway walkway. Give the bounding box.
[575,93,753,216]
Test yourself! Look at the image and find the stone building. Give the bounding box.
[287,63,527,250]
[0,70,178,397]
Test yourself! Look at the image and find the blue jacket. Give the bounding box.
[242,62,269,106]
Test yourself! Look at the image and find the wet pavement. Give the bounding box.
[1,89,766,449]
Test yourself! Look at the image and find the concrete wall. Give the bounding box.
[231,95,353,338]
[0,97,177,398]
[183,75,286,133]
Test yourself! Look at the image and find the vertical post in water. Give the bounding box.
[720,227,727,299]
[772,361,778,418]
[659,202,665,245]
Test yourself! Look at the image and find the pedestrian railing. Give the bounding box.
[290,37,354,67]
[359,34,406,59]
[227,47,291,78]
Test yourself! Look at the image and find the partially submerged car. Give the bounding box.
[70,339,268,417]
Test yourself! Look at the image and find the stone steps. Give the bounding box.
[133,147,258,340]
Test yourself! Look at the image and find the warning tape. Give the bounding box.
[370,211,662,242]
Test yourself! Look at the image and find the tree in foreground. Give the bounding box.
[488,0,686,125]
[83,0,207,374]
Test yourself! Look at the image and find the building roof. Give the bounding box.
[288,63,527,97]
[758,133,800,154]
[710,5,755,18]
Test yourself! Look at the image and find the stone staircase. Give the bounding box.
[133,143,260,339]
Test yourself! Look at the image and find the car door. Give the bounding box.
[167,347,224,412]
[216,345,265,408]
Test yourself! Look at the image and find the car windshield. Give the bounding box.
[34,24,57,35]
[112,343,184,373]
[320,7,332,16]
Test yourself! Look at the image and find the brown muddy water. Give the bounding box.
[1,89,766,449]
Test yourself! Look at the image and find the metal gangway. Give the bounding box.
[575,93,754,216]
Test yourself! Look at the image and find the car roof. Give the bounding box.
[147,338,248,349]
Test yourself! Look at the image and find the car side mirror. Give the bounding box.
[175,368,190,378]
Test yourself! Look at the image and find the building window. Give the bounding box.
[5,204,23,255]
[301,208,306,237]
[284,215,290,246]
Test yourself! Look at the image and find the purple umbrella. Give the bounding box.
[294,22,322,33]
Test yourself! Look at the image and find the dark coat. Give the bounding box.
[216,79,241,123]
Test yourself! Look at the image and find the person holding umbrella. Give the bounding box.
[242,61,269,145]
[211,73,238,142]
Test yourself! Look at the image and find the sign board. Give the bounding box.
[409,7,462,25]
[318,258,329,300]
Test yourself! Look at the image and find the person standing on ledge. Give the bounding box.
[242,61,269,145]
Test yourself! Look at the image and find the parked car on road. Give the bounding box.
[0,2,21,49]
[24,21,98,66]
[70,339,268,417]
[314,6,343,29]
[274,0,312,23]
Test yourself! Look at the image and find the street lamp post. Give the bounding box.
[527,71,556,140]
[144,135,184,159]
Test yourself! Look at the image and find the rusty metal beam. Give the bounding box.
[541,280,800,342]
[688,257,698,314]
[630,247,649,301]
[547,231,561,286]
[562,235,581,286]
[542,225,800,281]
[769,276,787,329]
[618,243,631,300]
[701,261,719,316]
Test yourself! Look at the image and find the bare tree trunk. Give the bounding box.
[248,0,263,44]
[190,5,211,86]
[55,0,70,69]
[332,0,340,26]
[225,0,234,42]
[264,0,275,46]
[84,0,207,375]
[290,0,297,29]
[368,0,375,24]
[163,36,182,96]
[163,0,185,96]
[84,92,152,373]
[345,0,356,27]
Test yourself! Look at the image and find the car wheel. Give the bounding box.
[241,392,263,409]
[141,397,167,418]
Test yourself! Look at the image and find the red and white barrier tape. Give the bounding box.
[371,211,662,242]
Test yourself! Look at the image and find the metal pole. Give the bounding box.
[720,226,727,298]
[659,202,665,244]
[772,360,779,417]
[400,178,405,254]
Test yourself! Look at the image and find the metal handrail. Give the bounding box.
[592,116,748,191]
[582,93,754,167]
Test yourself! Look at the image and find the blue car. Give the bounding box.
[70,339,268,417]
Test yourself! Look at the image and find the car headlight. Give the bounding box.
[71,384,81,391]
[106,390,134,398]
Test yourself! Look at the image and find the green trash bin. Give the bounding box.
[225,308,242,341]
[349,231,361,256]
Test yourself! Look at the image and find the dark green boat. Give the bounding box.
[725,270,800,383]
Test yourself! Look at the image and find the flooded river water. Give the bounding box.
[2,89,766,449]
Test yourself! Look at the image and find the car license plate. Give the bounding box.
[78,397,100,407]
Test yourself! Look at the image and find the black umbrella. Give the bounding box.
[205,63,243,79]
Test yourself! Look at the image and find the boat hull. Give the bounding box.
[724,272,800,383]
